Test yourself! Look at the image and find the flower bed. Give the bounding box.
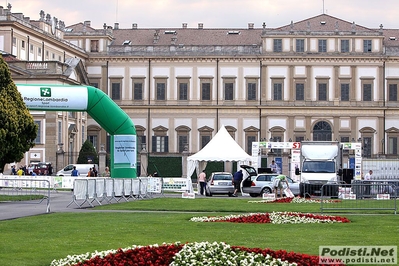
[190,211,350,224]
[51,241,344,266]
[248,197,342,204]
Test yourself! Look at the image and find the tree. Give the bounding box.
[77,140,99,164]
[0,56,37,173]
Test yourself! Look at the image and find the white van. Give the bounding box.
[56,164,99,177]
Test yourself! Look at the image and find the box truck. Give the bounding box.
[295,141,343,196]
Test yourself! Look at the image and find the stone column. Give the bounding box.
[98,144,107,174]
[56,143,65,172]
[140,145,148,177]
[181,145,189,177]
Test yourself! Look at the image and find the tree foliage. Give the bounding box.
[77,139,98,164]
[0,56,37,173]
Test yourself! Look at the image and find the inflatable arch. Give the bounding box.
[17,84,137,178]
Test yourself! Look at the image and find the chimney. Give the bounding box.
[182,23,187,29]
[114,22,119,29]
[198,23,203,29]
[84,20,91,27]
[248,23,254,29]
[132,23,137,29]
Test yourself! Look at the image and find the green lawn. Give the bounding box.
[0,197,398,266]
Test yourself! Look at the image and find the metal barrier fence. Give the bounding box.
[0,178,51,213]
[66,177,164,208]
[320,180,397,214]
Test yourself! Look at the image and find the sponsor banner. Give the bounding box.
[182,192,195,199]
[114,135,137,168]
[262,193,276,200]
[18,85,88,110]
[319,246,397,265]
[377,194,390,200]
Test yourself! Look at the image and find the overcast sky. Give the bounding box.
[5,0,399,30]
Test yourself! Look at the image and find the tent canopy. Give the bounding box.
[187,125,252,178]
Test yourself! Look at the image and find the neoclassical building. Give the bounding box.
[1,5,399,174]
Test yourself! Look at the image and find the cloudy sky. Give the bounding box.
[5,0,399,30]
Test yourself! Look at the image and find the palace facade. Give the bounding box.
[1,5,399,174]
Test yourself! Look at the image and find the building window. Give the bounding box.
[131,77,145,100]
[200,78,213,101]
[176,126,190,153]
[30,44,34,53]
[313,121,332,141]
[88,135,98,150]
[296,39,305,52]
[362,83,372,101]
[135,125,146,152]
[21,40,25,49]
[45,50,49,58]
[177,78,190,101]
[199,126,213,149]
[111,81,121,100]
[295,83,304,101]
[155,78,167,101]
[247,81,257,101]
[295,136,305,142]
[34,121,41,144]
[12,37,16,47]
[272,79,283,100]
[223,78,235,101]
[341,40,350,53]
[340,136,350,143]
[389,84,397,102]
[38,47,41,55]
[318,39,327,52]
[388,137,398,155]
[363,40,372,53]
[90,40,99,52]
[246,135,256,154]
[341,83,350,101]
[362,136,372,158]
[318,83,328,101]
[273,39,282,52]
[52,53,55,59]
[151,136,168,153]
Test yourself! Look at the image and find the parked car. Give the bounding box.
[240,165,300,197]
[31,162,52,175]
[207,172,234,196]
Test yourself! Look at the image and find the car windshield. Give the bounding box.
[302,161,335,173]
[213,174,232,180]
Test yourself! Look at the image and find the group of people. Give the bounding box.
[11,164,53,176]
[71,165,111,177]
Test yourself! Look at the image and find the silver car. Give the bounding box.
[207,172,234,196]
[240,165,300,197]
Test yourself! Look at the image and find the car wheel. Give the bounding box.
[261,187,272,195]
[249,193,259,197]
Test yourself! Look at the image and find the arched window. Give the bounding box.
[312,121,332,141]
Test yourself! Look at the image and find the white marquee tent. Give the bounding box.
[186,125,252,179]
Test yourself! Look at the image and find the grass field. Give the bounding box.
[0,197,398,266]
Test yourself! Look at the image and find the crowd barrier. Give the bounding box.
[0,177,51,213]
[320,180,397,214]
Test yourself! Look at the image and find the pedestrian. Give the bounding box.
[273,174,289,198]
[102,167,111,177]
[48,164,53,176]
[92,165,98,177]
[232,169,243,197]
[269,160,281,174]
[71,166,79,176]
[197,170,207,196]
[11,165,17,175]
[87,168,94,177]
[363,170,372,196]
[17,167,24,176]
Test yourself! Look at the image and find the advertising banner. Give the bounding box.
[114,135,137,168]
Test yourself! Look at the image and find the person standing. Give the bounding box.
[273,174,289,199]
[232,169,243,197]
[92,165,98,177]
[197,170,207,196]
[71,166,79,177]
[11,165,17,175]
[269,160,281,174]
[102,167,111,177]
[363,170,372,196]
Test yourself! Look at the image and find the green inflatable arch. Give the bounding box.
[17,84,137,178]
